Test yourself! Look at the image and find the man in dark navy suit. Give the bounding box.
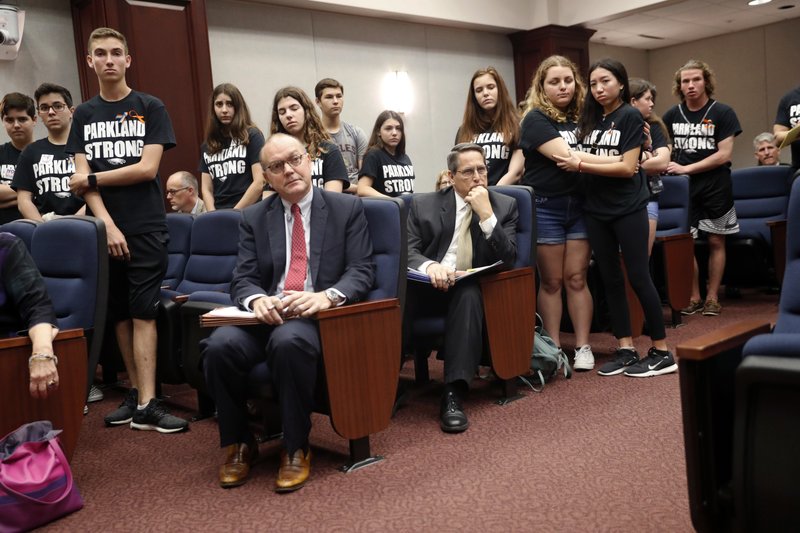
[407,142,517,433]
[202,133,374,491]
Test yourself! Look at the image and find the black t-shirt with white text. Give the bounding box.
[199,127,265,209]
[775,86,800,168]
[0,142,22,223]
[662,99,741,180]
[519,109,581,197]
[311,141,349,190]
[11,138,84,216]
[359,147,415,197]
[456,128,517,186]
[66,90,176,236]
[579,103,648,219]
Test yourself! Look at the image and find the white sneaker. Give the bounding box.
[574,345,595,371]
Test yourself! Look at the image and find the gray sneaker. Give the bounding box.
[597,348,639,376]
[104,388,138,426]
[87,384,104,403]
[130,399,189,434]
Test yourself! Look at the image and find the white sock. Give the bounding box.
[137,403,148,410]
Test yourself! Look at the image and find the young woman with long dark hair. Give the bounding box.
[357,110,415,198]
[555,59,675,378]
[629,78,672,254]
[457,67,522,186]
[200,83,265,211]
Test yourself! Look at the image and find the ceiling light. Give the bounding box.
[747,0,771,6]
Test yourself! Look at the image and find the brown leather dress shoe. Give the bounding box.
[219,442,258,488]
[275,448,312,493]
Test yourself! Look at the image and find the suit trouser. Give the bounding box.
[201,319,321,454]
[405,278,484,384]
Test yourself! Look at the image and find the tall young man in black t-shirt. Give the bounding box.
[663,59,741,317]
[12,83,85,221]
[0,92,36,224]
[67,27,187,433]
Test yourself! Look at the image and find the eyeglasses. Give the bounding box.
[455,166,488,179]
[265,152,307,175]
[166,187,189,196]
[38,103,68,113]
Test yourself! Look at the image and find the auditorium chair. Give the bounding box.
[30,216,108,400]
[677,177,800,532]
[157,209,241,387]
[162,212,194,291]
[182,197,406,470]
[653,174,693,326]
[405,185,536,402]
[722,165,792,289]
[0,218,39,251]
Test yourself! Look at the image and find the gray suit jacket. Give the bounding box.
[231,187,375,308]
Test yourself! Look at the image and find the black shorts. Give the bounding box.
[108,231,169,321]
[689,170,739,235]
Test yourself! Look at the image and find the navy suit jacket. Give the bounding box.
[231,187,375,308]
[407,187,518,271]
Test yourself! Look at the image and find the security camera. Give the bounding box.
[0,5,20,46]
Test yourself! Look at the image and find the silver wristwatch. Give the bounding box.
[325,288,344,306]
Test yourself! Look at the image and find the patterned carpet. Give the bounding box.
[43,290,779,532]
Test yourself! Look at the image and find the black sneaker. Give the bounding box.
[597,348,640,376]
[624,347,678,377]
[104,388,138,426]
[130,399,189,433]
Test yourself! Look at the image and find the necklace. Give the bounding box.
[676,100,716,154]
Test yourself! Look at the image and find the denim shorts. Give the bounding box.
[535,194,588,244]
[647,201,659,221]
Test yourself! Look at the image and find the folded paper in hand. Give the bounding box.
[406,260,503,284]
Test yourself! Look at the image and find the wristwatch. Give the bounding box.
[324,288,344,306]
[88,173,98,189]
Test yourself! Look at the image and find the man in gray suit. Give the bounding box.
[407,142,517,433]
[202,133,374,492]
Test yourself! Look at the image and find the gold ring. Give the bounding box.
[266,305,275,311]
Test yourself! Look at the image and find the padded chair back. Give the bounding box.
[733,355,800,531]
[362,197,407,304]
[30,216,108,397]
[177,209,241,295]
[0,219,39,251]
[492,185,535,268]
[775,177,800,333]
[731,166,792,244]
[656,174,690,236]
[163,213,193,290]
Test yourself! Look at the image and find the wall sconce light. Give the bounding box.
[382,70,413,114]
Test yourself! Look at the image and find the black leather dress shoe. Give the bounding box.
[440,390,469,433]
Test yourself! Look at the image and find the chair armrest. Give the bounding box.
[655,232,694,311]
[767,220,787,286]
[479,267,535,379]
[180,301,229,393]
[0,329,87,461]
[677,320,772,361]
[317,298,401,440]
[677,319,771,533]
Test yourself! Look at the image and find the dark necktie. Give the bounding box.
[285,203,307,291]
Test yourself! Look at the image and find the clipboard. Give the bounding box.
[779,123,800,149]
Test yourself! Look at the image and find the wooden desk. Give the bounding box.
[0,329,87,461]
